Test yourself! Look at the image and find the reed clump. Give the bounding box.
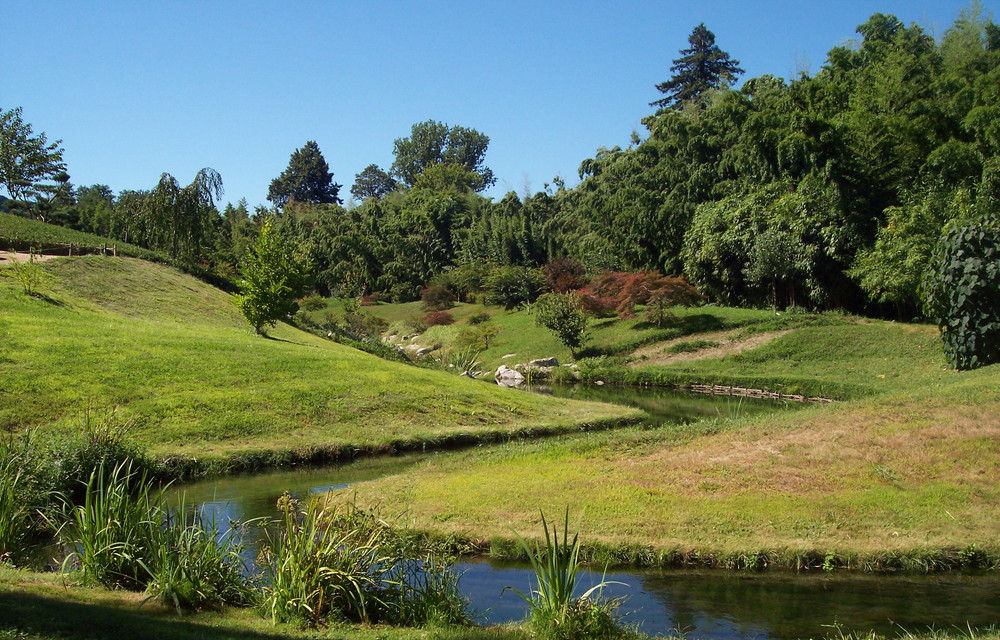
[259,493,469,628]
[505,509,640,640]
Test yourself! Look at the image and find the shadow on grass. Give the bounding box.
[0,590,284,640]
[32,293,65,306]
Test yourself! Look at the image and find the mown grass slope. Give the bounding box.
[0,211,161,259]
[344,318,1000,565]
[0,256,639,463]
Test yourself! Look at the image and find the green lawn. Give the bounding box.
[0,257,640,467]
[0,211,161,260]
[341,316,1000,568]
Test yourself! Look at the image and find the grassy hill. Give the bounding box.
[0,256,640,469]
[341,313,1000,568]
[0,212,161,259]
[305,298,843,375]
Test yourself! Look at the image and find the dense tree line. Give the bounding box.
[561,9,1000,318]
[3,7,999,330]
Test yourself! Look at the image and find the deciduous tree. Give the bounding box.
[350,164,397,201]
[235,218,312,335]
[0,107,66,209]
[391,120,495,191]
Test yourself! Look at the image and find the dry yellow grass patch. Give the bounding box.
[630,329,791,365]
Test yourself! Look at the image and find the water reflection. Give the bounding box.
[169,458,1000,640]
[522,383,795,425]
[459,559,1000,639]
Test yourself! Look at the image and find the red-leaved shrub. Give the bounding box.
[422,311,455,326]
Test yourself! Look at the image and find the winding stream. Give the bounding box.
[167,388,1000,639]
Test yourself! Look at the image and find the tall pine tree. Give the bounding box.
[651,24,744,110]
[268,141,342,207]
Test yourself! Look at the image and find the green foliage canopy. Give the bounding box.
[234,218,312,335]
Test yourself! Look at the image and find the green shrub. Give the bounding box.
[298,294,326,311]
[454,323,501,352]
[534,292,588,352]
[467,312,492,325]
[2,250,46,296]
[484,266,545,309]
[923,220,1000,370]
[421,285,457,311]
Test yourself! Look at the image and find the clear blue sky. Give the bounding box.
[2,1,993,208]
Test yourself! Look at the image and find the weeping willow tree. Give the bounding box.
[113,168,223,264]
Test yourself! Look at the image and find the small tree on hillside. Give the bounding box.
[534,292,588,354]
[235,219,312,335]
[614,272,703,327]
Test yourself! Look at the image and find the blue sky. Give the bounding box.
[3,1,994,208]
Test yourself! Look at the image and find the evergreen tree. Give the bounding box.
[268,141,342,207]
[651,23,744,110]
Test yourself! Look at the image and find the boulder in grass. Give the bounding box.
[495,364,525,386]
[528,357,559,368]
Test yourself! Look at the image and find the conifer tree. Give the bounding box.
[268,141,342,207]
[651,24,744,110]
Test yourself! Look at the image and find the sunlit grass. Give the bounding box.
[0,257,640,462]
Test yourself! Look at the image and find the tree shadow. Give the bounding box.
[0,590,295,640]
[32,292,66,306]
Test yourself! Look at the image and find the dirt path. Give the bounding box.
[0,251,64,265]
[629,329,791,366]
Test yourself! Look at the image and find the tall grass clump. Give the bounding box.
[505,509,638,640]
[259,493,382,625]
[0,446,33,562]
[145,499,256,613]
[59,460,256,610]
[259,493,469,628]
[59,460,161,590]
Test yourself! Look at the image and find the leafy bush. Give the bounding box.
[484,266,546,309]
[454,323,501,352]
[2,250,46,296]
[444,262,493,301]
[534,293,588,352]
[467,312,492,325]
[422,311,454,326]
[923,220,1000,370]
[298,294,326,312]
[421,284,457,311]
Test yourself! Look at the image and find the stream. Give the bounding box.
[165,387,1000,639]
